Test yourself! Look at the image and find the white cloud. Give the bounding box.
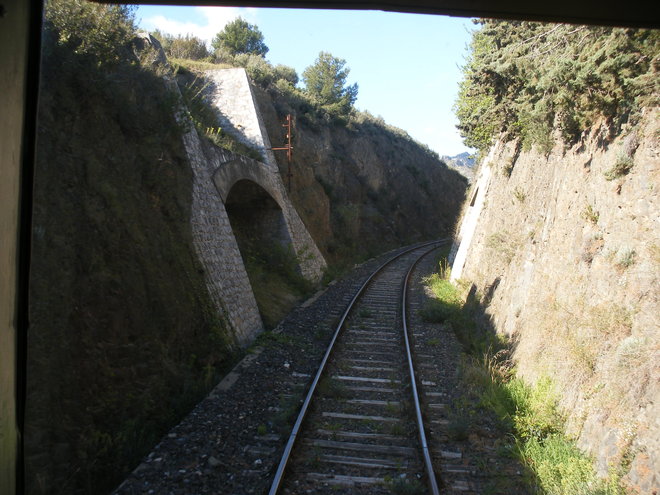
[143,6,251,47]
[194,7,243,43]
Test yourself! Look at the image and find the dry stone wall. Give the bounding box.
[451,108,659,493]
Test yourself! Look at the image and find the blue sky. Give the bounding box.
[135,6,476,157]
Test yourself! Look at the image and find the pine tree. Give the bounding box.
[302,51,358,114]
[211,17,268,56]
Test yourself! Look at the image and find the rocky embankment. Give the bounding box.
[27,37,469,494]
[26,39,241,494]
[252,86,468,267]
[452,108,659,492]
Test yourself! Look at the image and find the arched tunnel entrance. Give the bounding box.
[225,179,311,328]
[225,179,292,251]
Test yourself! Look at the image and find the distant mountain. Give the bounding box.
[441,152,477,181]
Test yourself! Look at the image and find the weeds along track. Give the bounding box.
[269,241,447,495]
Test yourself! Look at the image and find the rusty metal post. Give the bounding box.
[268,114,294,191]
[285,114,293,191]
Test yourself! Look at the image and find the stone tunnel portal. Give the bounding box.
[224,179,305,328]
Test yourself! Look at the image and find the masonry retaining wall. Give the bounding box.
[168,68,326,346]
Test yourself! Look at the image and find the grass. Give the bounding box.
[446,399,472,440]
[582,204,600,224]
[389,422,406,436]
[358,308,373,318]
[241,242,316,329]
[383,476,426,495]
[252,330,298,349]
[419,261,464,323]
[507,376,562,441]
[461,353,623,494]
[485,231,520,264]
[317,377,349,399]
[273,394,302,433]
[615,248,636,269]
[170,57,233,73]
[323,421,341,432]
[420,264,498,355]
[513,186,527,203]
[521,435,621,495]
[422,258,624,494]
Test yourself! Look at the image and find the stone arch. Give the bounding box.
[213,156,281,205]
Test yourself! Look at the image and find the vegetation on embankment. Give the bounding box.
[158,25,467,306]
[216,42,467,269]
[455,20,658,154]
[233,238,315,329]
[254,83,467,271]
[422,260,624,494]
[28,3,468,493]
[451,19,659,493]
[156,28,468,272]
[27,3,239,493]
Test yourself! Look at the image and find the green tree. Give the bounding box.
[302,51,358,113]
[150,29,174,52]
[211,17,268,56]
[273,64,299,86]
[454,20,659,154]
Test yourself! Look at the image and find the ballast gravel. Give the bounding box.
[113,246,418,495]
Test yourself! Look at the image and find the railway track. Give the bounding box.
[268,241,449,495]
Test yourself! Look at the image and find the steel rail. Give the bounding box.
[401,244,445,495]
[267,239,448,495]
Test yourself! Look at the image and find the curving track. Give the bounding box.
[269,241,449,494]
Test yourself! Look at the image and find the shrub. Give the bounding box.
[455,21,659,153]
[213,46,236,64]
[604,153,635,180]
[615,248,636,268]
[167,34,210,60]
[44,0,136,66]
[273,64,299,85]
[238,53,274,86]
